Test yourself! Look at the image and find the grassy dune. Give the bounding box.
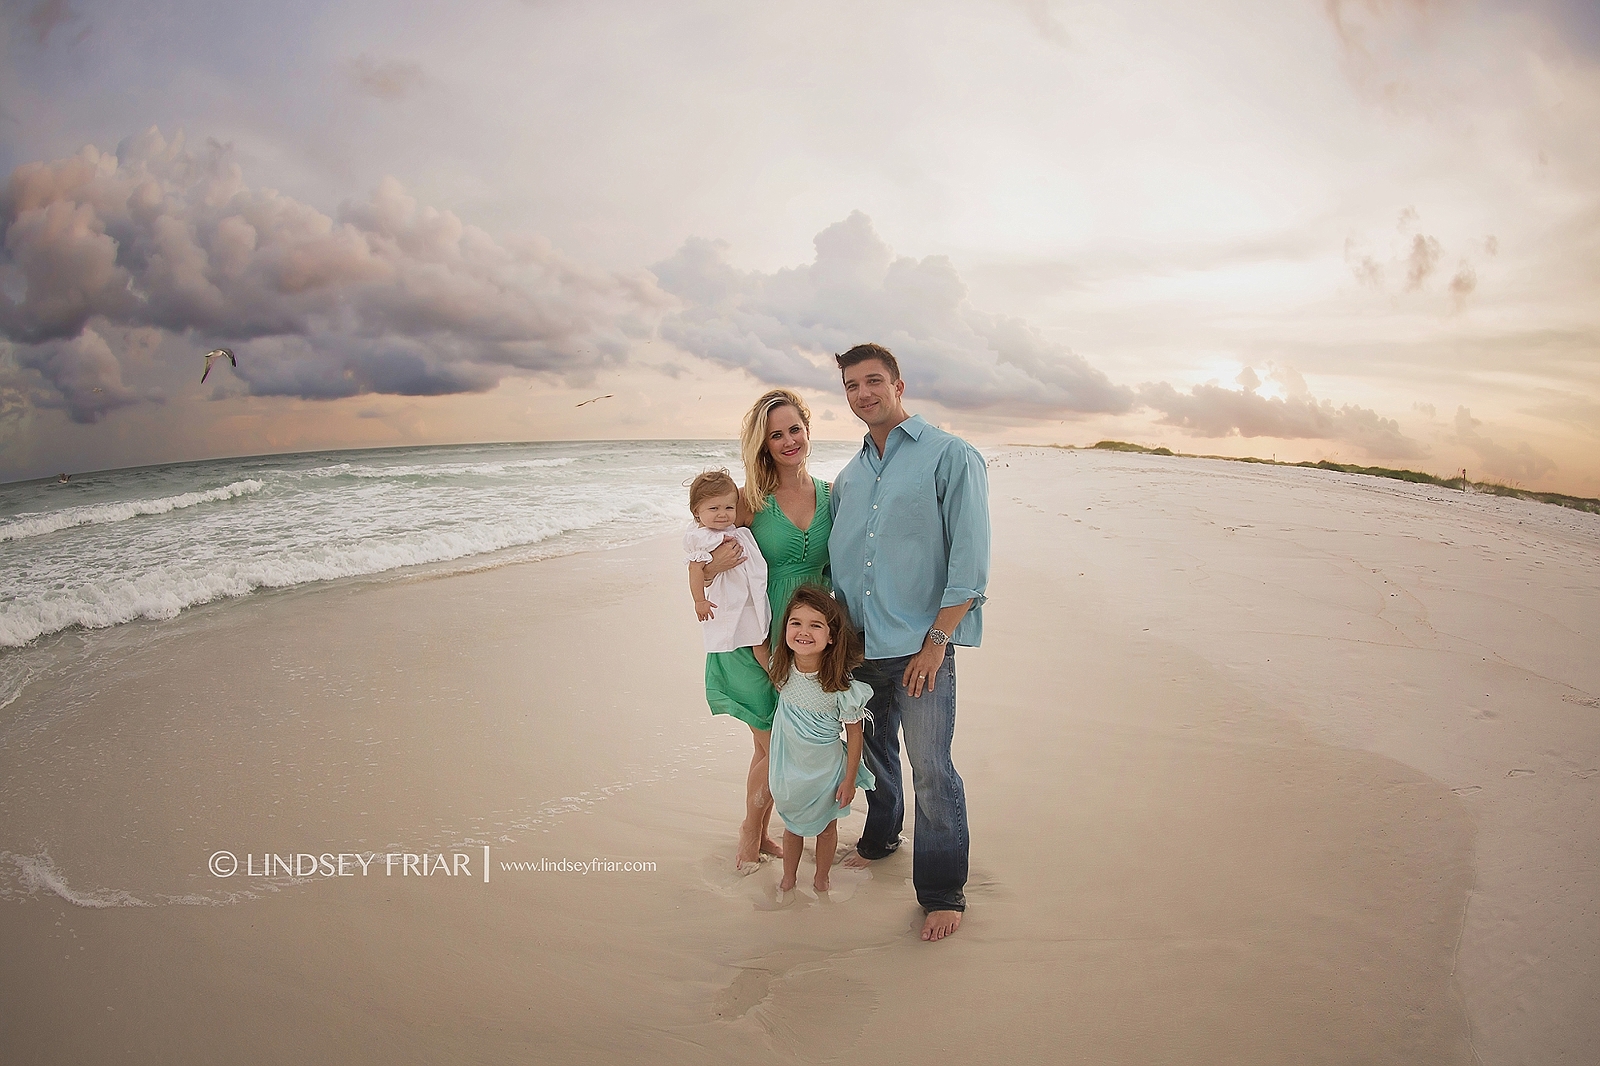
[1037,441,1600,516]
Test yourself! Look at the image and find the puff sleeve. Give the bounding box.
[682,526,720,564]
[837,678,874,725]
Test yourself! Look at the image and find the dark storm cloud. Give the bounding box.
[14,328,137,422]
[0,127,664,410]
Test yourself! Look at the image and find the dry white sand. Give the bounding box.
[0,446,1594,1064]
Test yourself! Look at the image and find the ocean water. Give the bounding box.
[0,439,857,659]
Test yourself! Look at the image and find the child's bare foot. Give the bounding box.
[760,837,783,858]
[921,910,962,941]
[812,871,830,893]
[778,873,796,892]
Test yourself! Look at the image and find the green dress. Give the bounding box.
[703,478,832,733]
[750,477,832,649]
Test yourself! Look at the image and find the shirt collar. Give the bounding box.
[859,413,928,453]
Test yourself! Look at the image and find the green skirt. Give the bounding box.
[705,646,778,732]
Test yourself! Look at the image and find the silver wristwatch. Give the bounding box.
[927,628,949,646]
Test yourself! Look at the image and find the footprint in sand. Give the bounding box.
[1572,769,1599,780]
[696,853,781,899]
[750,885,795,912]
[1452,785,1482,796]
[1506,768,1536,777]
[710,949,878,1056]
[822,865,871,903]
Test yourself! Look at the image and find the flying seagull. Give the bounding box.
[574,394,614,408]
[201,348,236,383]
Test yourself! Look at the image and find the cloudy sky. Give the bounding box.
[3,0,1597,493]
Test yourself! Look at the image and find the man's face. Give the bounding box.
[841,359,905,428]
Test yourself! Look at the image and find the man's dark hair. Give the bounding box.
[835,343,900,382]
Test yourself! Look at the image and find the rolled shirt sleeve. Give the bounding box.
[937,439,990,615]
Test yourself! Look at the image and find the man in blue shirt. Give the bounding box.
[829,343,990,942]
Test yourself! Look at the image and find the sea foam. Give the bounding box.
[0,480,264,542]
[0,440,854,649]
[0,495,682,647]
[0,851,152,908]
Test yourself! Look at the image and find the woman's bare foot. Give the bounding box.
[759,837,783,858]
[735,824,761,870]
[921,910,962,941]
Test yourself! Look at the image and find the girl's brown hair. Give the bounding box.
[738,389,811,514]
[688,469,739,517]
[766,584,863,693]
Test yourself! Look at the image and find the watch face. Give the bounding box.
[930,629,948,645]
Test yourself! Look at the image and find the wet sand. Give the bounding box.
[2,448,1594,1064]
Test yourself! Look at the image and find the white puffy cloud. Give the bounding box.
[1139,372,1427,460]
[0,128,664,406]
[656,212,1432,460]
[1452,406,1557,482]
[654,211,1136,417]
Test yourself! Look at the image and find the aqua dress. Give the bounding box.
[750,477,832,649]
[768,668,875,837]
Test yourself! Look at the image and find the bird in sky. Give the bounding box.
[574,394,614,408]
[201,348,237,383]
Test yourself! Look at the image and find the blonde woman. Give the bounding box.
[704,388,834,869]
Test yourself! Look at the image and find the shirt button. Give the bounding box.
[872,504,877,509]
[866,561,872,566]
[868,532,874,537]
[865,591,871,596]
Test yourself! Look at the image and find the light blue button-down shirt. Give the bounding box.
[828,414,990,660]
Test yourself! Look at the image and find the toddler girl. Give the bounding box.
[765,585,875,893]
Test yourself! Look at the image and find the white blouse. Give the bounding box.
[684,524,770,653]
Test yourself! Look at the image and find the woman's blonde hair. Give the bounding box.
[739,389,811,513]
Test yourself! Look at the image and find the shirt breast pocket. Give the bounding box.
[875,473,935,537]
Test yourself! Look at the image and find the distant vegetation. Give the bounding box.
[1037,441,1600,516]
[1083,440,1175,456]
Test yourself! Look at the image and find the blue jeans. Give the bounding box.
[854,649,968,912]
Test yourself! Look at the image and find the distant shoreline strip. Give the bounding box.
[1030,441,1600,516]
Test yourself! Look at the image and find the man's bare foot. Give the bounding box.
[778,874,796,892]
[921,910,962,941]
[840,848,874,869]
[759,837,783,858]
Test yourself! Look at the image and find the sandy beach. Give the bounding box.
[2,446,1595,1065]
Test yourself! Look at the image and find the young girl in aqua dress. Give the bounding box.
[765,585,875,894]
